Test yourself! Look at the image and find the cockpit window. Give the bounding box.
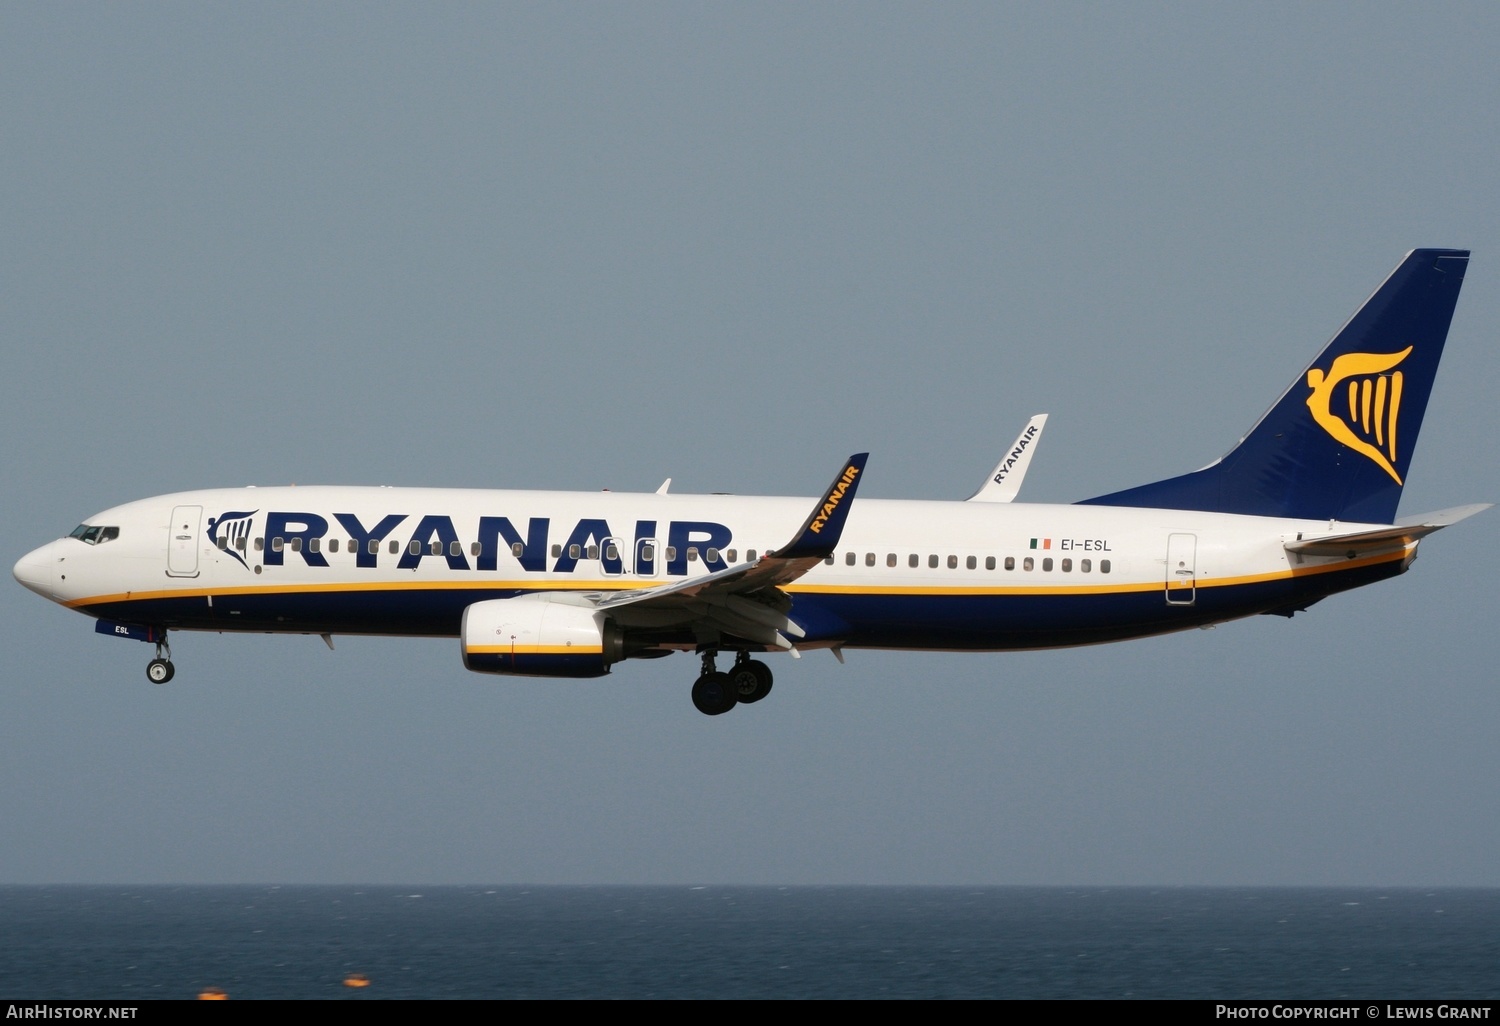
[68,524,119,545]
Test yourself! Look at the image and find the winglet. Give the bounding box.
[775,453,869,560]
[968,414,1047,502]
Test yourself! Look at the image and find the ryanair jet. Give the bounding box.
[13,249,1486,715]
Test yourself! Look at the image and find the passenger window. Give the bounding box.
[309,538,320,554]
[928,554,938,569]
[725,549,736,563]
[985,556,995,570]
[947,555,957,569]
[1100,559,1111,573]
[606,544,619,560]
[272,537,285,552]
[368,539,379,555]
[746,549,757,562]
[569,544,581,559]
[909,554,919,568]
[966,555,977,570]
[1061,558,1071,572]
[290,537,303,553]
[1081,559,1091,572]
[450,541,462,557]
[687,547,699,562]
[865,552,875,567]
[887,553,897,567]
[824,556,834,565]
[389,540,400,554]
[1005,556,1015,570]
[236,537,247,551]
[846,552,856,566]
[587,544,599,560]
[255,538,265,552]
[1023,557,1034,571]
[470,542,481,557]
[1042,558,1053,571]
[512,542,525,558]
[551,544,562,558]
[329,539,339,553]
[409,541,422,556]
[706,547,719,562]
[216,536,228,550]
[664,547,676,562]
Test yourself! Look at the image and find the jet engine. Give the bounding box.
[461,594,624,678]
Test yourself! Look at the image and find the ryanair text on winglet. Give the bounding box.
[993,424,1039,485]
[809,464,862,534]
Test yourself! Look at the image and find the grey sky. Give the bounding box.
[3,3,1497,884]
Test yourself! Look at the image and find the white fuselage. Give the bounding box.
[14,485,1413,653]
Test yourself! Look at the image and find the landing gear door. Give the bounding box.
[1165,532,1196,605]
[167,505,202,578]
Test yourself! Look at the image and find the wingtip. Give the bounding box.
[775,453,870,560]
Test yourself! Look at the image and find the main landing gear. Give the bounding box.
[146,633,175,685]
[690,650,773,716]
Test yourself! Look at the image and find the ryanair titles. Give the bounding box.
[993,423,1039,485]
[221,511,734,577]
[808,463,861,535]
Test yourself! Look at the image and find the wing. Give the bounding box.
[588,453,869,650]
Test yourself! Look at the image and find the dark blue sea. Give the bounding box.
[1,887,1496,999]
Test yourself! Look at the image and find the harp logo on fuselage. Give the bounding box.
[1305,346,1412,485]
[206,510,258,569]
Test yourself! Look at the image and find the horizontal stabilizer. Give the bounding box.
[1286,503,1489,557]
[1395,503,1493,529]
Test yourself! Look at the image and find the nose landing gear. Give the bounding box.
[146,633,175,684]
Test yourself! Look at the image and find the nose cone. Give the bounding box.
[13,542,59,599]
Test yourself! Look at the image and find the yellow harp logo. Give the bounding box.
[1305,347,1412,485]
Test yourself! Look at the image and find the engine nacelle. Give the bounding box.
[461,594,621,678]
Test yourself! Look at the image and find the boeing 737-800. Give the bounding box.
[13,249,1486,714]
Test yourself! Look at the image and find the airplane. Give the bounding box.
[13,249,1487,716]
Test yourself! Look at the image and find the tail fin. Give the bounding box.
[1079,249,1469,523]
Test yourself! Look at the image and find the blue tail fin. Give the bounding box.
[1079,249,1469,523]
